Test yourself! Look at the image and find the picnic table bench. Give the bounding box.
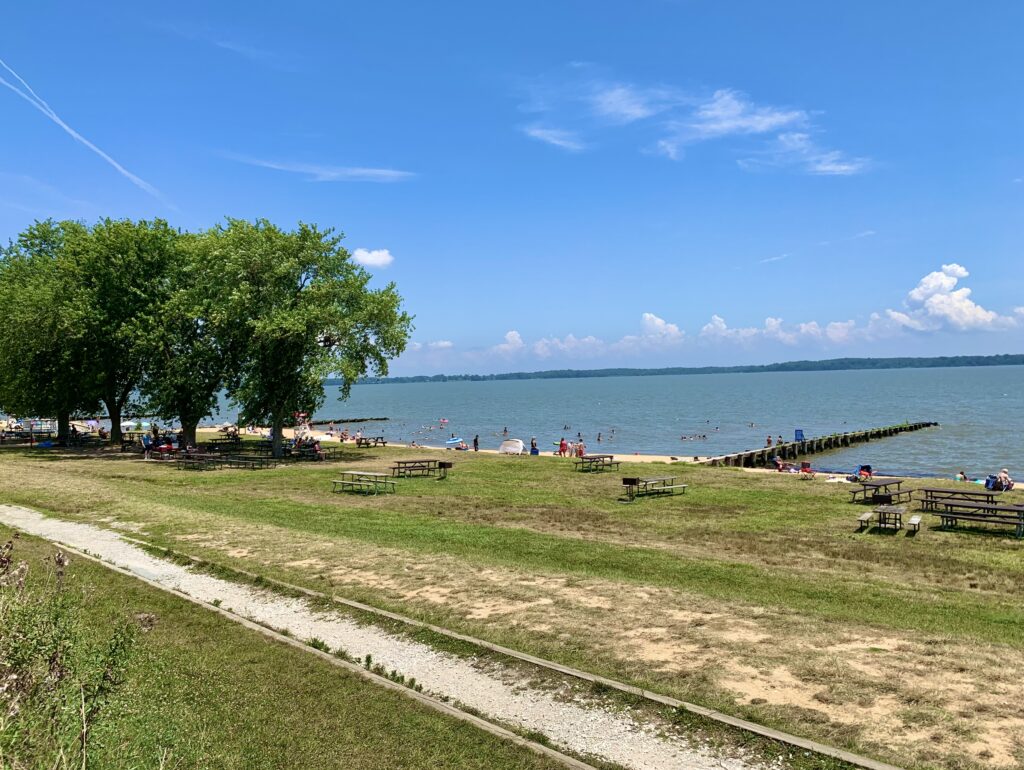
[573,454,621,472]
[332,471,396,495]
[622,476,687,502]
[175,455,220,471]
[932,505,1024,538]
[355,436,387,448]
[849,479,912,504]
[221,455,278,470]
[918,487,999,511]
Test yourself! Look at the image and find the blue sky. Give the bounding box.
[2,1,1022,375]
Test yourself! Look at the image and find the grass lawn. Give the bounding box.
[2,443,1023,769]
[0,527,562,770]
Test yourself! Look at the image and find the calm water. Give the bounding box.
[214,365,1022,478]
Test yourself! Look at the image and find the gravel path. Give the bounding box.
[0,504,762,770]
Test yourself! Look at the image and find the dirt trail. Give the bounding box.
[0,504,763,770]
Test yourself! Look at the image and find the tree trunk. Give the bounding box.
[271,413,285,458]
[57,412,70,446]
[106,399,122,445]
[180,418,199,449]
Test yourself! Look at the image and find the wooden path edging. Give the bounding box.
[44,540,598,770]
[124,536,906,770]
[705,422,939,469]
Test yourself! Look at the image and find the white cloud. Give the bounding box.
[688,89,806,138]
[759,254,787,264]
[521,125,586,151]
[408,342,423,351]
[590,84,681,124]
[640,312,683,339]
[519,70,867,174]
[0,57,163,200]
[699,315,760,342]
[824,320,857,343]
[492,330,526,355]
[739,132,869,176]
[427,340,453,349]
[894,263,1014,331]
[654,139,682,161]
[533,334,605,358]
[352,248,395,268]
[854,230,877,238]
[227,155,414,182]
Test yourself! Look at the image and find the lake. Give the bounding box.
[215,365,1022,478]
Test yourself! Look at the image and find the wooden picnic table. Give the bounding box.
[932,504,1024,538]
[332,471,396,495]
[391,458,441,478]
[849,479,911,504]
[573,454,621,473]
[221,455,278,470]
[918,487,999,510]
[622,476,688,502]
[875,504,905,530]
[355,436,387,448]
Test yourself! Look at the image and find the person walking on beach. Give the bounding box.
[473,435,479,452]
[558,437,567,457]
[576,441,586,458]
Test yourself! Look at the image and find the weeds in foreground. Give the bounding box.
[0,536,141,769]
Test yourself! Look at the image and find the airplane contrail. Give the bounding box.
[0,56,163,200]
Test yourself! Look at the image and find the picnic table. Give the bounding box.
[355,436,387,448]
[332,471,396,495]
[573,454,621,473]
[176,455,219,471]
[849,479,912,504]
[391,458,441,478]
[918,487,999,511]
[622,476,688,502]
[221,455,278,470]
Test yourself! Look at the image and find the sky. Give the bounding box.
[2,1,1022,375]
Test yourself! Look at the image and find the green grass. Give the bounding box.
[3,445,1023,770]
[0,527,561,770]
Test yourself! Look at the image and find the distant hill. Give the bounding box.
[337,354,1024,386]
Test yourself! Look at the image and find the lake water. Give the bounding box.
[215,365,1022,478]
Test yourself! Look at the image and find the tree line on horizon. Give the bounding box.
[0,218,412,456]
[350,353,1024,385]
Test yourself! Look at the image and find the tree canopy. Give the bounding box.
[0,217,412,454]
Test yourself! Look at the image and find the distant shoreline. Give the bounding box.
[346,354,1024,386]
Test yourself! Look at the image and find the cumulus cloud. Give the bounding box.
[427,340,453,350]
[492,330,526,355]
[352,248,395,268]
[533,334,604,358]
[891,263,1015,331]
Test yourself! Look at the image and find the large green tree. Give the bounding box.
[139,232,241,447]
[0,220,101,443]
[66,218,179,444]
[215,219,412,457]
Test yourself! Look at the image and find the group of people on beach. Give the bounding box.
[557,437,586,457]
[956,468,1015,491]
